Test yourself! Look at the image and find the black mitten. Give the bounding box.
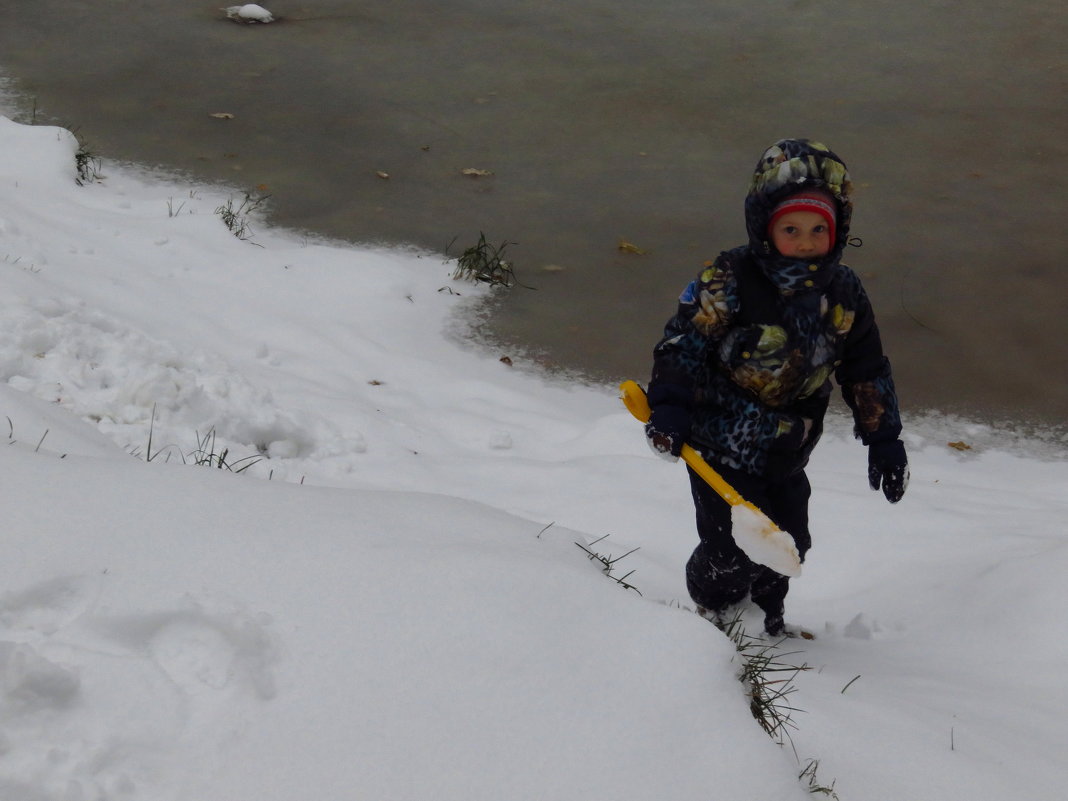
[868,439,909,503]
[645,405,691,461]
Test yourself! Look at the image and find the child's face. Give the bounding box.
[769,211,832,258]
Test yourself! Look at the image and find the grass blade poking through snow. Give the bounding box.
[575,533,642,595]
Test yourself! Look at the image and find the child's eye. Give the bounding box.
[783,226,798,235]
[813,225,826,233]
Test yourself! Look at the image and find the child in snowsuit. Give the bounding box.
[645,138,908,636]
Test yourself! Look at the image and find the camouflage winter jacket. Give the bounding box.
[648,139,902,478]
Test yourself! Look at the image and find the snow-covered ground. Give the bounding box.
[1,114,1066,800]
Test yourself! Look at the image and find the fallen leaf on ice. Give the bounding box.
[375,171,390,180]
[461,168,493,177]
[209,112,235,119]
[618,239,647,255]
[947,441,972,451]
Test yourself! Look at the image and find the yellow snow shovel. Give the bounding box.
[619,380,801,577]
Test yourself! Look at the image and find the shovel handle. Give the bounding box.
[620,380,800,576]
[619,380,748,508]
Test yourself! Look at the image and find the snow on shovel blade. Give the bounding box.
[729,503,802,578]
[619,380,801,577]
[682,442,802,578]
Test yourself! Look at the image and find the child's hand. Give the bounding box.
[645,406,691,462]
[868,439,909,503]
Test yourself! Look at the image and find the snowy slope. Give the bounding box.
[1,114,1066,800]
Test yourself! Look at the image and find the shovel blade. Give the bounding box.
[620,380,802,577]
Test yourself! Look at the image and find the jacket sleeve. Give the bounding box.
[650,289,702,389]
[648,258,732,407]
[834,271,903,445]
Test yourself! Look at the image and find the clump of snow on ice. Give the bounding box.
[223,4,274,23]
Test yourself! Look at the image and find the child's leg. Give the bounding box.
[684,467,765,613]
[749,470,812,626]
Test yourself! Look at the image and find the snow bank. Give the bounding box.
[1,111,1066,800]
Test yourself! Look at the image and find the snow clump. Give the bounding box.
[223,4,274,23]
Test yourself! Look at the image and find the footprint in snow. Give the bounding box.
[0,574,101,637]
[149,617,238,693]
[92,604,278,701]
[0,577,278,800]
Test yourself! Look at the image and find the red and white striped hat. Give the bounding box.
[767,190,837,245]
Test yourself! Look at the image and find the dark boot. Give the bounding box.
[762,611,815,640]
[763,611,786,637]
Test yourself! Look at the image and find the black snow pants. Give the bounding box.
[685,463,812,619]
